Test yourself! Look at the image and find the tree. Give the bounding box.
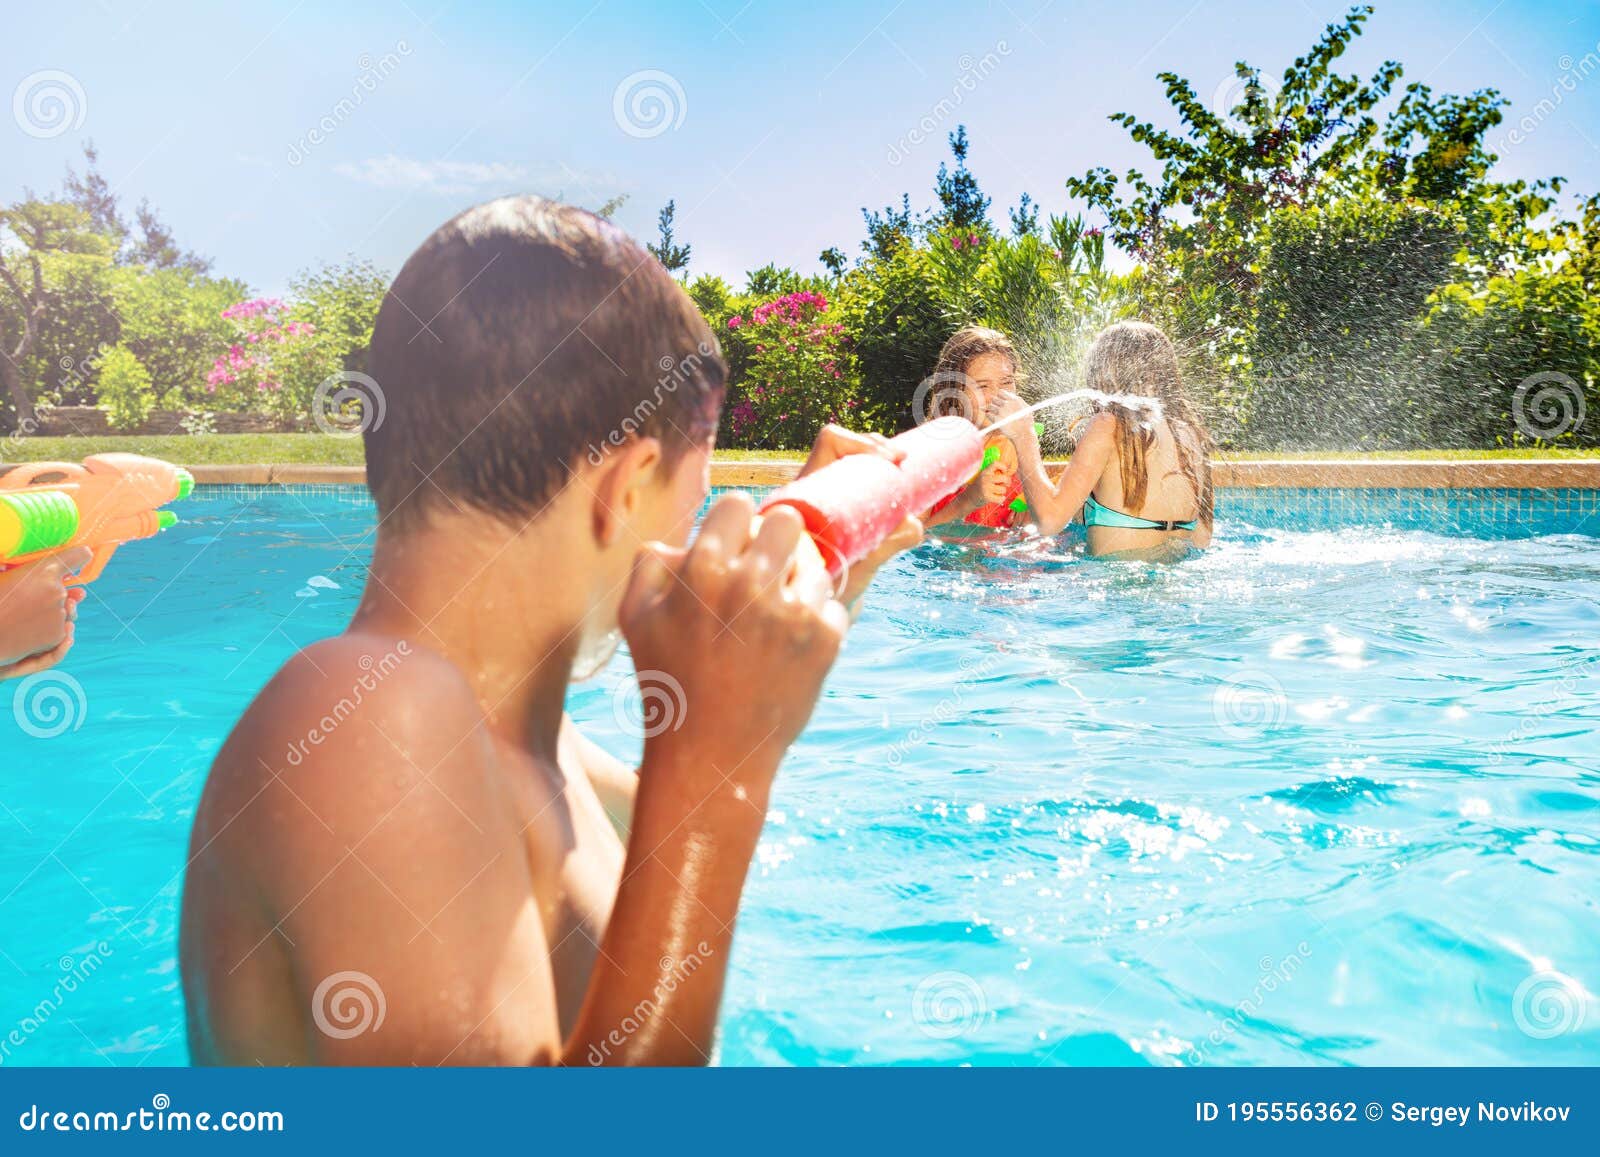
[861,194,919,259]
[62,142,211,272]
[0,200,114,425]
[110,264,243,404]
[1060,3,1566,446]
[127,198,212,274]
[933,125,990,233]
[819,247,847,276]
[1009,192,1040,238]
[647,199,691,274]
[62,143,124,241]
[288,257,387,374]
[95,344,155,430]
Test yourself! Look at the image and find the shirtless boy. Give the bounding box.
[179,196,918,1064]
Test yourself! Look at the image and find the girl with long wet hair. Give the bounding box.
[988,320,1215,560]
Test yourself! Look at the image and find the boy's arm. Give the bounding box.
[567,496,847,1063]
[561,713,638,839]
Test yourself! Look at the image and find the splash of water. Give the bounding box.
[977,387,1164,437]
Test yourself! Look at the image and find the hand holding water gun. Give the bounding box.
[760,416,982,580]
[0,546,89,679]
[0,453,193,585]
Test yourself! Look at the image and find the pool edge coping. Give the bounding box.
[187,459,1600,490]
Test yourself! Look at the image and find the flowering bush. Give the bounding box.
[719,290,863,449]
[205,298,324,424]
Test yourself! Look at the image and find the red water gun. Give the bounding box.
[759,416,984,573]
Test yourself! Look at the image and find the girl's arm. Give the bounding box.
[990,394,1115,536]
[923,462,1011,528]
[921,476,985,528]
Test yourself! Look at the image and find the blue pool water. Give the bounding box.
[2,487,1597,1066]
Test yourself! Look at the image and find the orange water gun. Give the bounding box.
[0,453,193,584]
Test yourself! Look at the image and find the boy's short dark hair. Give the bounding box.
[363,196,725,530]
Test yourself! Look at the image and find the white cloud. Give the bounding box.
[333,156,629,207]
[334,155,529,195]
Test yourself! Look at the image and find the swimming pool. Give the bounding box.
[2,486,1596,1066]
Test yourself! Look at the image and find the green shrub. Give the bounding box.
[95,344,155,430]
[833,242,950,433]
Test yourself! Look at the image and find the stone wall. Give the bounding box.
[25,406,300,437]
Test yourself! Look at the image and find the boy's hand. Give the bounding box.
[0,549,92,679]
[836,513,921,607]
[796,423,922,604]
[619,494,847,796]
[797,424,905,477]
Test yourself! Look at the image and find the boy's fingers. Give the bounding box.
[692,492,755,566]
[747,506,804,589]
[619,543,678,626]
[817,598,851,641]
[802,425,904,475]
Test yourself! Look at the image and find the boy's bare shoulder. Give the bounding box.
[201,632,494,843]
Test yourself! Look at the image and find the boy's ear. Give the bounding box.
[589,436,663,547]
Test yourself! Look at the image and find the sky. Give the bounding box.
[5,0,1599,295]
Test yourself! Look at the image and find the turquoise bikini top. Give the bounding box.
[1083,494,1198,533]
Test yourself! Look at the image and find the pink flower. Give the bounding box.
[727,315,743,329]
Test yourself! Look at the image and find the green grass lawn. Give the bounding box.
[7,433,1600,466]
